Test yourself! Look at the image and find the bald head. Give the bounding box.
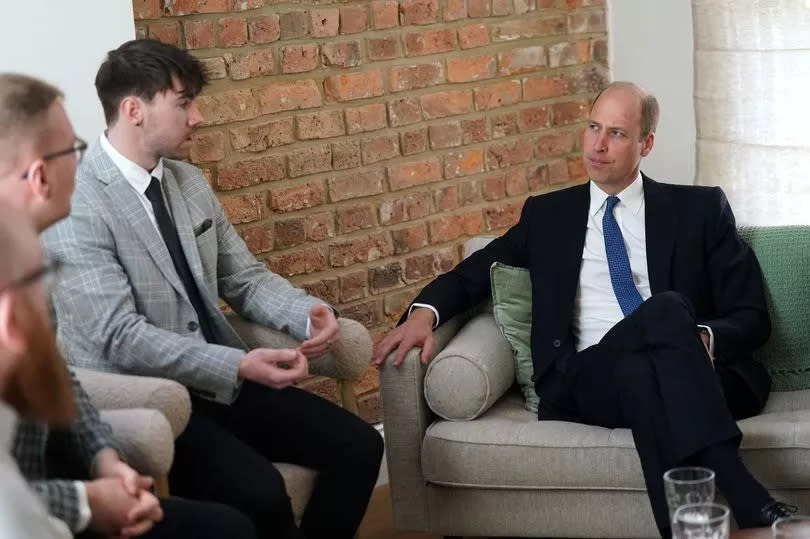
[0,203,40,287]
[592,82,659,140]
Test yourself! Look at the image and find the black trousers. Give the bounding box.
[169,381,384,539]
[539,292,763,535]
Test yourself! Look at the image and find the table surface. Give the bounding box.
[730,528,770,539]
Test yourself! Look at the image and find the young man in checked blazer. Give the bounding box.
[0,73,257,537]
[43,39,383,539]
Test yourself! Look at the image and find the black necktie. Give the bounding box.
[144,177,216,343]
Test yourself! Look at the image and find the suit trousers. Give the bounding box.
[169,381,384,539]
[539,292,758,534]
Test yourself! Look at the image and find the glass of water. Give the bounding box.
[773,515,810,538]
[672,503,729,539]
[664,467,716,521]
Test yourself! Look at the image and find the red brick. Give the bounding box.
[188,131,225,163]
[420,90,473,119]
[552,100,589,126]
[274,217,307,249]
[248,15,280,43]
[434,185,459,211]
[370,262,404,293]
[338,204,377,234]
[527,163,549,190]
[184,20,215,49]
[217,155,286,190]
[197,0,230,13]
[379,191,431,224]
[506,167,528,196]
[487,139,533,169]
[515,0,535,14]
[224,50,275,80]
[353,365,381,396]
[367,36,401,61]
[400,128,429,155]
[568,65,608,94]
[548,39,590,67]
[340,271,368,301]
[384,289,419,318]
[288,145,332,177]
[197,89,258,126]
[296,110,345,140]
[486,201,523,230]
[445,0,468,21]
[323,71,385,102]
[372,0,399,29]
[387,97,423,127]
[340,6,369,34]
[389,62,445,92]
[328,169,385,202]
[391,223,428,254]
[523,73,568,101]
[279,11,309,39]
[474,80,521,111]
[306,212,335,241]
[400,0,439,25]
[242,225,273,254]
[281,44,319,73]
[321,41,361,68]
[498,46,546,76]
[256,80,322,114]
[491,112,518,138]
[343,300,383,330]
[201,167,215,186]
[148,21,180,46]
[428,122,462,149]
[461,118,489,143]
[519,105,550,132]
[218,17,248,47]
[404,253,435,282]
[221,194,264,223]
[434,245,459,272]
[458,23,490,49]
[362,134,400,164]
[229,118,293,152]
[267,248,327,277]
[234,0,263,9]
[535,130,574,158]
[329,232,392,267]
[331,140,362,170]
[310,8,340,37]
[162,0,196,16]
[404,29,457,56]
[568,156,586,181]
[592,38,607,65]
[468,0,491,17]
[387,158,442,190]
[345,104,387,134]
[270,182,326,213]
[460,179,483,204]
[300,279,339,306]
[568,10,606,33]
[444,148,484,178]
[548,157,569,184]
[429,211,484,243]
[483,172,506,200]
[447,54,495,83]
[493,15,565,41]
[133,0,161,20]
[492,0,513,15]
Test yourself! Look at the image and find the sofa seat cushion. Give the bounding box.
[422,393,810,491]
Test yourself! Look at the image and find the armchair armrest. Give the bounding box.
[72,367,191,438]
[99,408,174,479]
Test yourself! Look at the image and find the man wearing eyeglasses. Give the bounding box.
[0,73,258,538]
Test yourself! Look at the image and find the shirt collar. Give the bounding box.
[588,171,644,217]
[98,133,164,194]
[0,401,17,451]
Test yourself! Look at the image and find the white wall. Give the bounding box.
[0,1,135,141]
[607,0,696,185]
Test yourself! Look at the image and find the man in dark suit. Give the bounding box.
[375,81,794,536]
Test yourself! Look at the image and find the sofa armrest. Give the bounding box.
[379,312,469,532]
[226,314,371,382]
[99,409,174,479]
[72,367,191,438]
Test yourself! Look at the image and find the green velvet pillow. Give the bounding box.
[490,262,540,412]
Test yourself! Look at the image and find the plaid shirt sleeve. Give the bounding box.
[67,369,122,471]
[29,479,81,532]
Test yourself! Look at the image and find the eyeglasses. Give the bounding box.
[0,259,63,296]
[22,138,88,179]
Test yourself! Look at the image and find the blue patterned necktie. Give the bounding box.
[603,195,643,317]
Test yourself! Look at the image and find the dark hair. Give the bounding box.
[95,39,206,125]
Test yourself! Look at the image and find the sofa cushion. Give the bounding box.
[490,262,540,413]
[422,392,810,491]
[424,313,515,421]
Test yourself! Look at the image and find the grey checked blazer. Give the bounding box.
[42,141,321,404]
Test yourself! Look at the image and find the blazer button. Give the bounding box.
[552,339,561,348]
[187,321,199,332]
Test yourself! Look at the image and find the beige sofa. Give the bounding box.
[380,234,810,538]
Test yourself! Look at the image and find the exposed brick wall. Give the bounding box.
[133,0,608,423]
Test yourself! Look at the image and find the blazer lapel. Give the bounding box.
[555,183,590,322]
[643,174,677,293]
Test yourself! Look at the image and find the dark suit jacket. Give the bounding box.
[412,175,772,411]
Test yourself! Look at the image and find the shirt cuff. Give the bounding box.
[73,482,92,533]
[697,324,715,358]
[408,303,440,329]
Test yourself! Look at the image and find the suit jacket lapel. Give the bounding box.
[643,174,677,293]
[556,183,590,323]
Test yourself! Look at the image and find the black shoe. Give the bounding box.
[761,501,798,525]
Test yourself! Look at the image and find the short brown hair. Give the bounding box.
[592,81,660,139]
[0,74,63,169]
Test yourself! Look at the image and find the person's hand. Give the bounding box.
[373,308,436,367]
[299,304,339,359]
[93,449,152,496]
[85,478,141,536]
[238,348,308,388]
[117,490,163,537]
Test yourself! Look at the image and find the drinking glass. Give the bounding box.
[664,467,715,521]
[773,516,810,538]
[672,503,729,539]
